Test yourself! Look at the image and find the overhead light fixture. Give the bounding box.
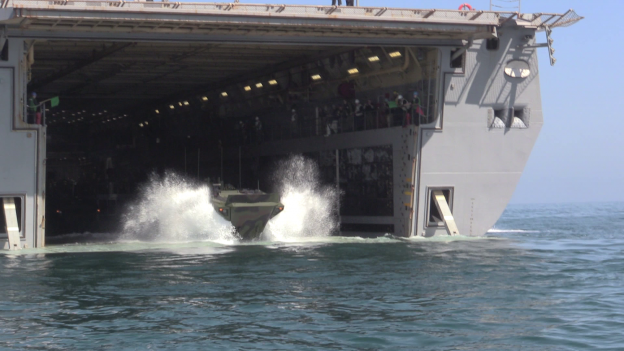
[155,109,160,114]
[144,121,149,125]
[244,86,252,91]
[368,56,380,62]
[255,83,263,88]
[169,105,175,109]
[389,51,402,58]
[348,68,359,75]
[311,74,322,81]
[178,102,183,106]
[268,79,278,85]
[221,92,228,97]
[183,101,189,106]
[139,123,144,127]
[201,96,208,101]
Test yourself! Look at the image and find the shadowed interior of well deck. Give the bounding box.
[25,40,439,235]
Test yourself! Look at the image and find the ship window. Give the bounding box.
[450,49,464,68]
[0,40,8,61]
[426,187,453,227]
[0,197,23,236]
[486,38,499,51]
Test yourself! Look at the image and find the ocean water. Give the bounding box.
[1,202,623,350]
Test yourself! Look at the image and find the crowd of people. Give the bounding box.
[233,90,428,145]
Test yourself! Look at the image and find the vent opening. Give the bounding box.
[486,38,500,51]
[491,108,509,128]
[512,107,530,128]
[427,187,453,227]
[490,107,530,129]
[450,49,464,68]
[0,197,23,235]
[0,40,8,61]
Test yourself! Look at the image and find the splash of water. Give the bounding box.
[121,173,238,244]
[262,155,339,241]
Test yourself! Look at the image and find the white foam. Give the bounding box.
[121,173,239,244]
[405,234,505,242]
[262,155,339,242]
[487,229,540,233]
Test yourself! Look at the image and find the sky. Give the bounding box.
[204,0,620,204]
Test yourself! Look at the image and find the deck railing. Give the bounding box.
[3,0,582,29]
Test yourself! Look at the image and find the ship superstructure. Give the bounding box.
[0,0,582,249]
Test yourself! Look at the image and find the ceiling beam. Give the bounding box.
[159,46,355,105]
[29,42,135,91]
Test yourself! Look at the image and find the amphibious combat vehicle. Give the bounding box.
[211,185,284,240]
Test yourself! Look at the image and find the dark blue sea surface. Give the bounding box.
[1,202,623,350]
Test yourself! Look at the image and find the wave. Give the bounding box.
[487,229,540,233]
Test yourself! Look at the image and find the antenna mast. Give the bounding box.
[490,0,521,12]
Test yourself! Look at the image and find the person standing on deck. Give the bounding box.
[383,98,394,127]
[332,0,342,5]
[325,112,337,137]
[364,99,376,129]
[27,92,38,124]
[354,99,364,131]
[398,95,411,127]
[341,99,353,131]
[290,109,298,137]
[411,91,425,125]
[326,104,339,136]
[254,116,263,144]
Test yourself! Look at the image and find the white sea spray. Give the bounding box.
[121,172,238,244]
[263,155,339,241]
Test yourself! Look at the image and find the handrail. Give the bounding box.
[3,0,581,28]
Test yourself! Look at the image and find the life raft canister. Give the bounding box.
[458,3,473,10]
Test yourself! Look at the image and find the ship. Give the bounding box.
[211,185,284,241]
[0,0,583,250]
